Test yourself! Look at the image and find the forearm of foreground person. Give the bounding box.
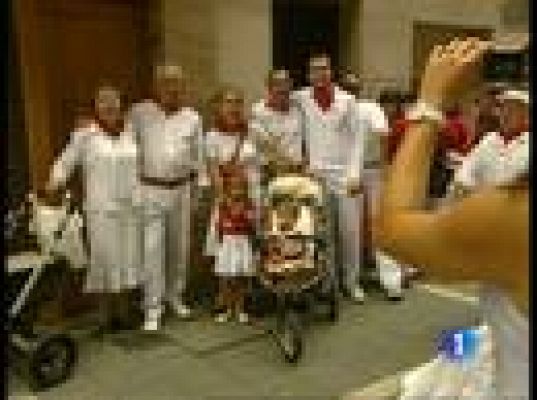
[375,37,529,313]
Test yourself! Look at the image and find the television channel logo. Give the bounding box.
[436,327,481,362]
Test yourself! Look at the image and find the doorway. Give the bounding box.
[13,0,160,322]
[272,0,340,89]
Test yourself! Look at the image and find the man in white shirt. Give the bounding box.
[340,72,405,300]
[251,69,304,169]
[451,89,529,197]
[293,54,366,303]
[129,64,203,330]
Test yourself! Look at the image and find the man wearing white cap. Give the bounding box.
[251,69,304,170]
[129,64,203,330]
[450,88,529,196]
[293,53,367,303]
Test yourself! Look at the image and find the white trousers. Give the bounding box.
[336,193,363,292]
[318,169,363,293]
[362,168,403,292]
[141,184,191,312]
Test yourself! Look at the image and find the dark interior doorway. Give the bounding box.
[272,0,340,89]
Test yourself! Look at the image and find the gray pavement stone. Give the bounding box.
[8,288,480,400]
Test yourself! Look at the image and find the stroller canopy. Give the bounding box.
[267,175,324,205]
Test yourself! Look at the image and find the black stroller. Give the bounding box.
[256,174,338,363]
[5,192,86,391]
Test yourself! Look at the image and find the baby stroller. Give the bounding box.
[5,191,86,391]
[257,173,338,363]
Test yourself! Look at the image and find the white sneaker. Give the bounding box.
[215,311,231,323]
[237,312,249,324]
[351,286,366,304]
[386,288,403,301]
[143,309,162,331]
[171,302,192,319]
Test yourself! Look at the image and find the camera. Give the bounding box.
[483,34,529,86]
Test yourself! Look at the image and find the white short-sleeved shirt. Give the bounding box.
[292,86,365,189]
[453,131,529,189]
[129,101,203,181]
[250,100,303,163]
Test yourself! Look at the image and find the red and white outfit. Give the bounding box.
[214,199,256,277]
[293,84,366,299]
[48,122,142,293]
[202,129,260,259]
[452,131,529,190]
[129,100,203,324]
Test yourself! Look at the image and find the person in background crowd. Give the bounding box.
[450,88,529,197]
[382,91,470,203]
[46,86,142,333]
[340,73,405,300]
[293,53,366,303]
[378,91,424,290]
[437,102,473,172]
[379,91,414,165]
[377,37,528,399]
[467,87,502,150]
[202,87,259,323]
[129,64,203,331]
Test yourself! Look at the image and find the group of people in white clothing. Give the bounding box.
[44,52,415,333]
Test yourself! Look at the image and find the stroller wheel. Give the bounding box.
[278,311,302,364]
[328,290,339,323]
[319,280,339,322]
[28,334,77,391]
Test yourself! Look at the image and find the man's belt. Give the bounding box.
[140,172,197,189]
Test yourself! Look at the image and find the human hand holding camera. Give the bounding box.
[418,37,491,112]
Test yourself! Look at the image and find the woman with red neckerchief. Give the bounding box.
[46,86,142,334]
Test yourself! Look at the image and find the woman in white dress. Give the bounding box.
[376,37,528,399]
[46,86,142,332]
[202,87,259,323]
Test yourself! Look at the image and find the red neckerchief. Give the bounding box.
[214,116,248,135]
[152,95,180,117]
[266,91,290,113]
[500,130,524,145]
[387,116,410,163]
[440,113,470,155]
[313,84,334,112]
[96,116,123,138]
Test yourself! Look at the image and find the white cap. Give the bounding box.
[497,89,529,105]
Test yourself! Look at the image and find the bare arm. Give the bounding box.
[376,38,528,312]
[47,128,89,194]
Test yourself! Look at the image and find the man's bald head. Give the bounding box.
[154,63,184,83]
[152,63,187,112]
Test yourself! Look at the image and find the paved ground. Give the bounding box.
[8,284,481,400]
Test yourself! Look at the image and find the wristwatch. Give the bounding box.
[406,102,444,124]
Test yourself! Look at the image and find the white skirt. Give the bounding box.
[84,210,142,293]
[214,235,255,277]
